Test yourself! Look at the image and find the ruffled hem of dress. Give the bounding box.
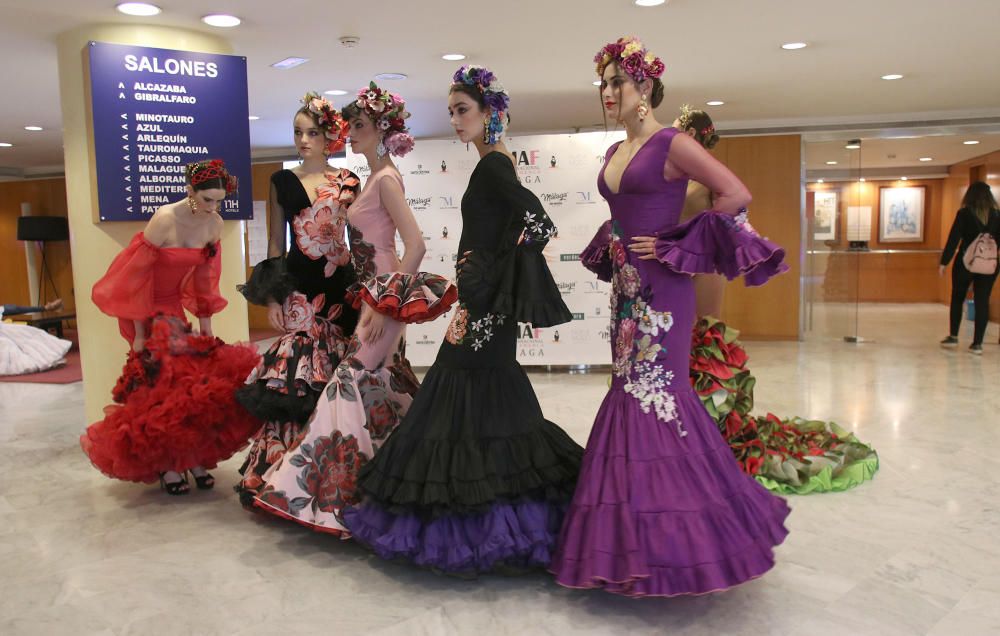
[343,498,565,573]
[80,317,261,483]
[357,428,582,515]
[346,271,458,324]
[550,491,789,597]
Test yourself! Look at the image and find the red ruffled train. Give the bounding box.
[81,316,261,483]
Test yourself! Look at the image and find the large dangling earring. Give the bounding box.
[376,136,387,159]
[186,196,198,214]
[637,94,649,121]
[482,116,492,145]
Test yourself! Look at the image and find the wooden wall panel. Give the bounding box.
[714,135,802,340]
[246,161,282,331]
[0,178,74,312]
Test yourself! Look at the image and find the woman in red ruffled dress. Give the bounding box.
[251,84,457,534]
[81,159,260,495]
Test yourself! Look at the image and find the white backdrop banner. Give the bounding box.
[339,130,626,366]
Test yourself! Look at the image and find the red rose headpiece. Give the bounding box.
[187,159,238,194]
[302,91,350,155]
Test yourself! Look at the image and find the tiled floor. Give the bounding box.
[1,304,997,635]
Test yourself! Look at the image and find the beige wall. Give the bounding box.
[57,24,247,422]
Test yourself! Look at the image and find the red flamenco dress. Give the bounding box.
[80,233,261,483]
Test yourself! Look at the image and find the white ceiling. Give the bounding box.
[805,132,1000,174]
[2,0,1000,174]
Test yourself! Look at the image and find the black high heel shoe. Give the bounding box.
[190,470,215,490]
[159,472,190,496]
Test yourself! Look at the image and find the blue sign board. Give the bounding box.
[88,41,252,221]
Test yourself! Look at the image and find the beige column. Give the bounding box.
[57,24,250,422]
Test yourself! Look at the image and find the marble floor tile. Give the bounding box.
[1,303,998,636]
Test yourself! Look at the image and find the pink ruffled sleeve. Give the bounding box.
[181,242,228,317]
[91,232,158,321]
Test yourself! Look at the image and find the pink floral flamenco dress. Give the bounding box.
[251,166,457,535]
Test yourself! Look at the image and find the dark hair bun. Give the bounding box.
[703,133,720,150]
[650,78,664,108]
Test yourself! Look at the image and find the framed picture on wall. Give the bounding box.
[813,190,838,241]
[879,186,925,242]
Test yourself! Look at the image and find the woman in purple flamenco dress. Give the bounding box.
[549,37,791,597]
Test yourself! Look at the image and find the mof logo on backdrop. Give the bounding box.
[342,131,625,366]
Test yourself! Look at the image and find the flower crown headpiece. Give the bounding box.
[354,82,414,157]
[594,36,665,84]
[186,159,237,194]
[302,91,349,155]
[452,65,510,145]
[678,104,717,138]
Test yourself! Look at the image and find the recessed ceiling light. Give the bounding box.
[374,72,407,81]
[963,140,980,145]
[919,157,933,162]
[202,14,241,27]
[706,100,724,106]
[881,74,904,80]
[634,0,667,6]
[116,2,161,16]
[0,142,12,148]
[24,126,43,131]
[325,89,348,96]
[592,80,602,86]
[271,57,309,70]
[248,116,260,121]
[859,178,866,182]
[817,179,825,183]
[781,42,808,50]
[826,161,838,165]
[442,54,466,61]
[900,176,908,181]
[845,143,861,149]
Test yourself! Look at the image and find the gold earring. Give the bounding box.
[637,94,649,121]
[187,197,198,214]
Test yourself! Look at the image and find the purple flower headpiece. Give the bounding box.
[452,65,510,144]
[595,35,665,84]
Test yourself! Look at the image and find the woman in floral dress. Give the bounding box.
[250,84,457,535]
[343,66,582,575]
[550,37,790,597]
[235,93,361,504]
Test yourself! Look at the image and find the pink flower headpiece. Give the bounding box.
[302,91,349,155]
[354,82,414,157]
[594,36,665,84]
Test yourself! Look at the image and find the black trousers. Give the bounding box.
[949,263,998,345]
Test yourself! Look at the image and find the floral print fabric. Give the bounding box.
[608,221,686,437]
[292,169,358,277]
